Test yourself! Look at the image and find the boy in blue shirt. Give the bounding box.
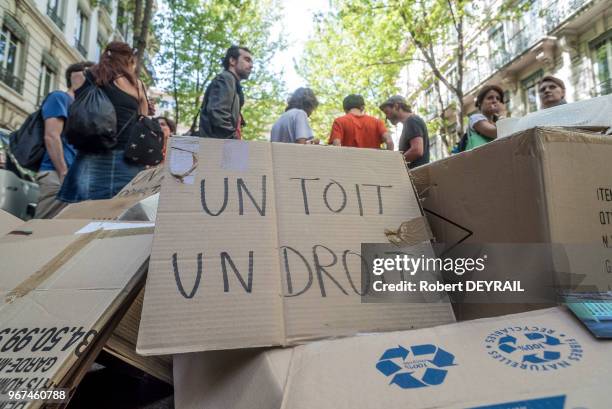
[35,61,93,218]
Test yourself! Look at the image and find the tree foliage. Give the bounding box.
[301,0,523,150]
[298,2,406,140]
[155,0,286,139]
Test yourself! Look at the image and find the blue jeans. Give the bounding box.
[58,150,144,203]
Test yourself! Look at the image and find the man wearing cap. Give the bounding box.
[379,95,429,169]
[538,76,567,110]
[329,94,394,150]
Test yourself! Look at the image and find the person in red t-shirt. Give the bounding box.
[328,94,394,150]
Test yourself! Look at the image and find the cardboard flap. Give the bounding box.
[138,139,284,354]
[55,165,164,221]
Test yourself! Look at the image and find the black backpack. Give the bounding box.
[8,97,47,171]
[65,72,118,153]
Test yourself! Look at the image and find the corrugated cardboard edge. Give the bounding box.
[50,263,149,409]
[104,288,173,384]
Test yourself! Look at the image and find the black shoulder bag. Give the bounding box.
[123,83,164,166]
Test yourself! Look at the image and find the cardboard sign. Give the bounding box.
[0,220,153,408]
[412,127,612,320]
[137,138,455,355]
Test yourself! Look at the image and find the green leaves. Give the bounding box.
[155,0,286,139]
[298,0,405,139]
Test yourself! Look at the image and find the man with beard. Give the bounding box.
[199,45,253,139]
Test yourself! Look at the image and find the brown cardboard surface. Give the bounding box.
[173,348,292,409]
[412,127,612,320]
[137,138,455,355]
[0,220,153,408]
[0,210,22,237]
[280,307,611,409]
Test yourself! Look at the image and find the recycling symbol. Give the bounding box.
[497,333,562,363]
[376,344,456,389]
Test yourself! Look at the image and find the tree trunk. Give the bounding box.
[455,11,466,137]
[135,0,153,77]
[132,0,143,47]
[168,0,180,124]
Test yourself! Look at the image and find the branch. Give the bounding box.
[446,0,460,33]
[362,58,428,67]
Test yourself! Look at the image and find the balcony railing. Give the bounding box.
[0,65,24,94]
[47,5,65,30]
[463,0,593,92]
[76,41,88,57]
[542,0,589,32]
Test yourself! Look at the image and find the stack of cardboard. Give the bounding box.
[55,166,173,385]
[166,129,611,408]
[0,218,153,408]
[2,125,611,408]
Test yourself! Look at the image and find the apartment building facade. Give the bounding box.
[0,0,134,131]
[402,0,612,144]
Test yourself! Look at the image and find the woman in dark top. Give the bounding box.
[58,42,149,202]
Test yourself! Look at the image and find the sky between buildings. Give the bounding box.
[274,0,330,91]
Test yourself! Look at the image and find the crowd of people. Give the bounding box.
[199,45,569,166]
[10,42,570,219]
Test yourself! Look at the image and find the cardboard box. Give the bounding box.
[138,138,456,355]
[174,307,611,409]
[412,127,612,319]
[174,348,292,409]
[0,219,153,408]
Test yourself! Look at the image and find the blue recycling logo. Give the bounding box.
[497,332,562,364]
[376,344,456,389]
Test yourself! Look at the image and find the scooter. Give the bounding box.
[0,129,39,220]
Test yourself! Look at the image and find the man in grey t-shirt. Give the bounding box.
[271,88,318,143]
